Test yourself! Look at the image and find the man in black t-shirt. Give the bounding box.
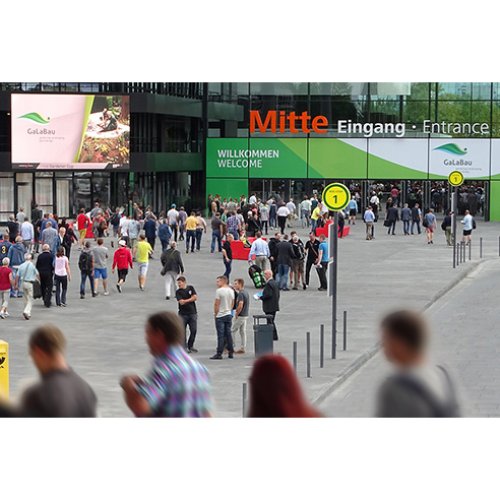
[222,233,234,279]
[304,232,320,288]
[175,276,198,353]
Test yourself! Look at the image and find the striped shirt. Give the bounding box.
[137,345,213,417]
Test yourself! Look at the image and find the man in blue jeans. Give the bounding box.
[210,212,223,253]
[276,234,295,291]
[222,234,234,279]
[316,234,329,291]
[210,275,235,360]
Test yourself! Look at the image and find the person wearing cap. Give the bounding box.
[167,204,179,242]
[112,239,133,293]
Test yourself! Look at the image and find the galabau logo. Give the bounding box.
[18,112,51,125]
[434,143,471,167]
[433,143,468,156]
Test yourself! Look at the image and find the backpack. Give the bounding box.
[158,223,172,241]
[110,213,120,226]
[293,242,305,260]
[78,252,93,272]
[394,366,460,418]
[472,218,477,230]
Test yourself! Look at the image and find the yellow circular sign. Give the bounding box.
[448,170,464,187]
[322,182,350,211]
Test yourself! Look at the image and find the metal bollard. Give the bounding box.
[306,331,311,378]
[242,382,247,417]
[456,244,460,266]
[343,311,347,351]
[293,341,297,373]
[0,339,8,399]
[469,241,472,261]
[480,237,483,259]
[320,324,324,368]
[461,241,465,263]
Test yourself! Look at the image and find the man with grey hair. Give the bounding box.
[0,257,14,319]
[40,221,58,255]
[15,253,39,320]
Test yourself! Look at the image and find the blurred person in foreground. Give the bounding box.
[121,312,213,417]
[0,325,97,417]
[247,354,321,418]
[377,310,460,418]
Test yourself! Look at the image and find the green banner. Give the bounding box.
[206,138,307,179]
[309,138,367,178]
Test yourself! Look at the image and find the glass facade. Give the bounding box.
[2,82,500,221]
[207,82,500,139]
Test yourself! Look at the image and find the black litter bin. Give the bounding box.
[253,315,274,357]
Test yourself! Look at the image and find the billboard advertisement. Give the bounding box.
[11,94,130,170]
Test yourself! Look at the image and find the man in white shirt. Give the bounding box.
[300,197,312,227]
[276,205,290,233]
[461,209,474,245]
[167,204,180,241]
[248,231,270,271]
[210,275,235,360]
[119,215,130,245]
[20,218,34,252]
[249,193,257,205]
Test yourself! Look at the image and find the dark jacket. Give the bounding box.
[411,207,421,222]
[161,248,184,274]
[7,221,19,242]
[36,251,54,275]
[7,242,25,267]
[386,207,399,223]
[144,219,157,240]
[442,215,452,228]
[246,218,261,237]
[268,237,280,261]
[276,240,295,267]
[261,279,280,314]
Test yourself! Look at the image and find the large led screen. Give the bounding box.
[11,94,130,170]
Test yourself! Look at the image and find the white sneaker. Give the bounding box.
[3,312,9,317]
[103,291,110,296]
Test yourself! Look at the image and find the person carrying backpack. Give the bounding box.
[158,218,172,252]
[79,242,97,299]
[377,310,460,418]
[290,233,306,290]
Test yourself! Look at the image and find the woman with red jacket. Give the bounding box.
[247,354,322,418]
[112,240,133,293]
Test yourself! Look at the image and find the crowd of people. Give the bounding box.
[0,309,460,418]
[0,189,476,418]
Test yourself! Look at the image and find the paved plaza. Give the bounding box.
[319,258,500,417]
[1,218,499,416]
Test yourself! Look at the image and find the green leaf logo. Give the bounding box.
[433,143,467,155]
[18,112,50,124]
